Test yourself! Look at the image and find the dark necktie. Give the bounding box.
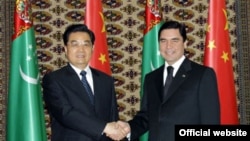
[163,66,174,100]
[80,71,94,105]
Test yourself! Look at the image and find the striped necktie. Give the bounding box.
[80,71,94,105]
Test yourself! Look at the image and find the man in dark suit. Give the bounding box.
[116,20,220,141]
[42,24,127,141]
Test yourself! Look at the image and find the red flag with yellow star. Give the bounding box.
[85,0,111,75]
[204,0,238,124]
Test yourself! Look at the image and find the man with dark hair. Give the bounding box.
[42,24,127,141]
[117,20,220,141]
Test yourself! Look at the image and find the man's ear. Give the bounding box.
[184,40,188,48]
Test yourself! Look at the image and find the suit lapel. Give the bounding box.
[162,58,192,103]
[64,65,94,105]
[153,66,166,102]
[90,68,104,108]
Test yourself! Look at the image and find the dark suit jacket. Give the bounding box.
[128,58,220,141]
[42,64,118,141]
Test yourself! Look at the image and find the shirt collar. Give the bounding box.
[69,63,91,78]
[164,55,185,76]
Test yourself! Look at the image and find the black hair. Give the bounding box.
[62,24,95,45]
[158,20,187,42]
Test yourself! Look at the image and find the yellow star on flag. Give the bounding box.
[221,51,229,62]
[98,53,107,64]
[207,40,216,51]
[223,9,229,30]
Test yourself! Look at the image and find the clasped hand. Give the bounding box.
[103,120,130,141]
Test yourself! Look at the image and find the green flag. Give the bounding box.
[7,1,47,141]
[140,0,164,141]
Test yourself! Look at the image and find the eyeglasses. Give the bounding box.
[67,40,92,48]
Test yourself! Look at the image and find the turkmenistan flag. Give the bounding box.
[7,1,47,141]
[140,0,164,141]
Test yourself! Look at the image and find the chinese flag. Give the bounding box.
[204,0,239,124]
[85,0,112,75]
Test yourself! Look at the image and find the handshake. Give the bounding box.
[103,120,131,141]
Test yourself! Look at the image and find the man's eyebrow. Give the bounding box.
[69,40,91,42]
[172,38,180,40]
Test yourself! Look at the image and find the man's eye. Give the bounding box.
[70,41,79,46]
[83,42,91,47]
[160,39,166,43]
[68,41,92,47]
